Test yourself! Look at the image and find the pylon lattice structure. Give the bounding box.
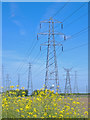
[64,68,72,94]
[38,17,66,92]
[2,65,5,92]
[18,74,20,89]
[27,63,33,95]
[86,85,88,93]
[74,71,78,93]
[6,74,10,91]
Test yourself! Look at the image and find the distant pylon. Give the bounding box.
[74,71,78,93]
[2,65,5,92]
[27,63,33,95]
[86,85,88,93]
[18,74,20,89]
[6,74,10,91]
[64,68,72,94]
[38,17,66,92]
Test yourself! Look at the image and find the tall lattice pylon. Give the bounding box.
[73,71,78,93]
[64,68,72,94]
[37,17,66,92]
[27,63,33,95]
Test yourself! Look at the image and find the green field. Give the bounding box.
[1,89,88,119]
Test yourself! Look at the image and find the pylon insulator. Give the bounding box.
[40,23,41,29]
[64,35,66,40]
[62,46,63,52]
[37,35,38,40]
[61,24,63,29]
[40,46,41,51]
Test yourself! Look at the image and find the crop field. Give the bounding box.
[1,88,88,119]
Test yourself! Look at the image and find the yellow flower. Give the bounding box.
[16,109,19,112]
[21,115,24,118]
[34,108,36,112]
[59,114,63,117]
[77,102,80,104]
[20,108,23,111]
[25,105,29,109]
[74,112,76,115]
[22,95,25,97]
[73,101,76,104]
[27,116,30,118]
[59,111,63,114]
[16,85,19,87]
[16,89,19,91]
[71,108,74,110]
[2,104,4,107]
[22,91,26,94]
[49,115,51,117]
[40,117,44,118]
[22,87,25,89]
[33,114,37,118]
[66,113,69,115]
[28,112,32,115]
[84,111,88,115]
[44,112,47,116]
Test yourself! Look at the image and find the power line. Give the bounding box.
[52,0,71,18]
[65,12,88,27]
[62,43,88,53]
[54,3,87,30]
[62,2,87,23]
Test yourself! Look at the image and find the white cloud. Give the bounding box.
[13,20,22,27]
[19,29,26,36]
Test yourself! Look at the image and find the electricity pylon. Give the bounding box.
[64,68,72,94]
[27,63,33,95]
[6,74,10,91]
[37,17,66,92]
[17,74,20,89]
[86,85,88,93]
[2,65,5,92]
[74,71,79,93]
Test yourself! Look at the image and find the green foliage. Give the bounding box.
[6,89,28,97]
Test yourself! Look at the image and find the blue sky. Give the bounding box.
[2,2,88,93]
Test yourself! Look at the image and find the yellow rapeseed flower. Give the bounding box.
[21,115,24,117]
[28,112,32,115]
[33,114,37,118]
[84,111,88,115]
[16,109,19,112]
[44,112,47,116]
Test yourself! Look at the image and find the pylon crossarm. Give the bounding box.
[40,20,51,23]
[40,43,62,46]
[37,33,64,35]
[53,19,62,23]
